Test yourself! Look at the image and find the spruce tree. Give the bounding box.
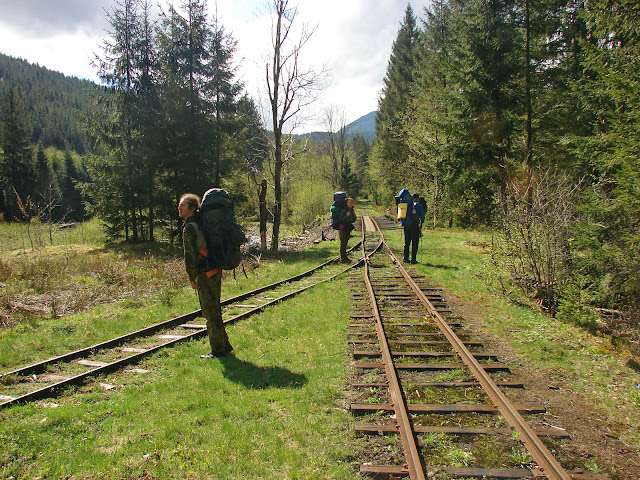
[33,143,60,215]
[445,0,522,225]
[406,0,454,226]
[570,0,640,314]
[89,0,144,240]
[0,88,34,220]
[374,4,420,200]
[58,151,85,221]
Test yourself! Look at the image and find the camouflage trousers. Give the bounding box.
[197,270,233,354]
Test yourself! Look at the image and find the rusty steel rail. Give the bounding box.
[367,215,571,480]
[359,217,426,480]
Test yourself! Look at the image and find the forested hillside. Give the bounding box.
[0,53,97,153]
[372,1,640,332]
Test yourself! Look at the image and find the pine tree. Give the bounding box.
[0,88,34,220]
[89,0,144,240]
[58,151,84,221]
[208,15,242,186]
[406,0,454,226]
[570,0,640,315]
[33,143,60,215]
[374,4,420,200]
[444,0,522,225]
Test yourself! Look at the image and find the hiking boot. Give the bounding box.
[200,352,229,358]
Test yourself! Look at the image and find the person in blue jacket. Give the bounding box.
[397,189,425,264]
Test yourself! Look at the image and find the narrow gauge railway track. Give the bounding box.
[350,216,607,480]
[0,231,376,410]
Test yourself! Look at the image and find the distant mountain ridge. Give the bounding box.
[295,111,377,144]
[0,53,99,153]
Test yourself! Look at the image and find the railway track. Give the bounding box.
[0,229,374,409]
[349,216,607,480]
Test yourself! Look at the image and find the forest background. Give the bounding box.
[0,0,639,341]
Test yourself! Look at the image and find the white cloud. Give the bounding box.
[0,0,427,131]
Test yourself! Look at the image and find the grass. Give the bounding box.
[2,214,640,477]
[0,276,359,479]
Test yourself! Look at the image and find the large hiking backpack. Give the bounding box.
[330,191,347,230]
[396,188,415,225]
[198,188,246,271]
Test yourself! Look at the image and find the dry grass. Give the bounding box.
[0,243,186,326]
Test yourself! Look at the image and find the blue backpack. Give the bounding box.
[330,191,347,230]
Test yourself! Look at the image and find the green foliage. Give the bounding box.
[288,177,334,228]
[556,283,601,333]
[0,88,35,220]
[0,53,95,153]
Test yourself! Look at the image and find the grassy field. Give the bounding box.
[0,220,360,479]
[1,217,639,478]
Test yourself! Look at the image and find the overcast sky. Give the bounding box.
[0,0,428,132]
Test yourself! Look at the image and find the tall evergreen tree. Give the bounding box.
[570,0,640,315]
[59,151,85,221]
[33,143,60,214]
[373,4,420,201]
[406,0,454,226]
[156,0,240,222]
[0,88,34,220]
[445,0,522,224]
[208,15,242,186]
[89,0,145,240]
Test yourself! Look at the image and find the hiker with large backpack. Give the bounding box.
[330,191,357,263]
[178,189,244,358]
[396,188,425,264]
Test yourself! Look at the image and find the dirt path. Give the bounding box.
[445,290,640,480]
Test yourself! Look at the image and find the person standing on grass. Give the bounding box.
[338,197,357,263]
[178,193,233,358]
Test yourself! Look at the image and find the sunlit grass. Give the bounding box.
[0,279,359,479]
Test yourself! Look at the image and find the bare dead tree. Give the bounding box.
[264,0,325,252]
[320,106,350,187]
[491,168,582,315]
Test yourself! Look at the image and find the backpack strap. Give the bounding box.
[187,221,220,277]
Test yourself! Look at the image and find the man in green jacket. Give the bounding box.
[178,193,233,358]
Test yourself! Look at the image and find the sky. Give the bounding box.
[0,0,427,133]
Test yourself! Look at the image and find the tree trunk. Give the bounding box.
[271,131,282,252]
[259,179,268,251]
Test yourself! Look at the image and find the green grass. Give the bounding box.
[3,217,640,477]
[0,279,359,479]
[0,217,106,254]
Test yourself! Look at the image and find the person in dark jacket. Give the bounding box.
[406,193,425,263]
[178,193,233,358]
[338,197,357,263]
[397,189,425,264]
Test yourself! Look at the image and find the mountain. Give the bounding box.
[346,111,376,142]
[295,111,377,145]
[0,53,99,154]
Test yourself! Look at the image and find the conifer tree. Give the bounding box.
[0,88,34,220]
[59,151,84,221]
[373,4,420,200]
[570,0,640,314]
[33,143,59,213]
[89,0,144,239]
[445,0,522,224]
[406,0,454,226]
